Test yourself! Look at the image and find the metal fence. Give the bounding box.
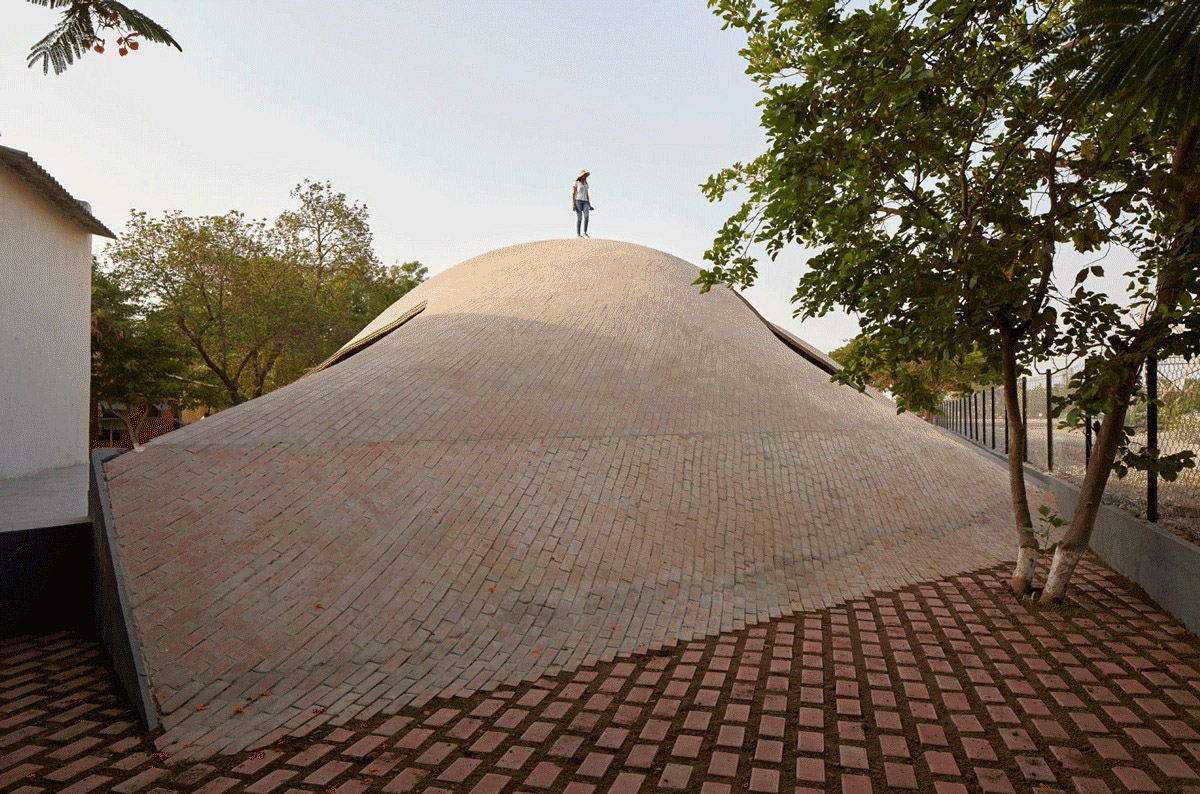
[935,356,1200,535]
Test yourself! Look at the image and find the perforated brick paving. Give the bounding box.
[4,555,1199,793]
[99,239,1036,755]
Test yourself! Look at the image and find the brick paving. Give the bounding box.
[99,239,1033,755]
[4,555,1200,792]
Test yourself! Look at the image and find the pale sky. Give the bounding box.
[4,1,1138,360]
[2,0,860,353]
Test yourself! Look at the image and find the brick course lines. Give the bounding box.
[103,240,1039,755]
[4,556,1200,793]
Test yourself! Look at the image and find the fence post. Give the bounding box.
[1004,397,1010,454]
[1148,356,1158,523]
[1004,399,1009,454]
[1046,370,1054,472]
[981,390,986,444]
[1021,376,1028,462]
[1085,414,1092,465]
[990,386,996,449]
[973,392,978,441]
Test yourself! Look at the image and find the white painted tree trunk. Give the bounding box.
[1011,546,1038,597]
[1043,545,1085,602]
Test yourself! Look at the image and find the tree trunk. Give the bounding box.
[132,406,150,449]
[114,408,141,450]
[999,328,1038,596]
[1043,124,1200,603]
[1042,375,1136,602]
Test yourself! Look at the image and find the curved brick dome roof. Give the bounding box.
[102,239,1017,754]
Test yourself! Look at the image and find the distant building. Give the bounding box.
[91,402,183,451]
[0,145,115,480]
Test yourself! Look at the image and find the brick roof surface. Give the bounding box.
[103,239,1023,755]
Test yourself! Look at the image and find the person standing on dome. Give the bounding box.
[572,169,593,238]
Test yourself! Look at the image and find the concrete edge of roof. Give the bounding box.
[730,288,894,403]
[308,300,429,376]
[89,448,158,731]
[0,144,116,239]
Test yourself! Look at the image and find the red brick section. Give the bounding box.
[102,239,1036,755]
[4,555,1200,793]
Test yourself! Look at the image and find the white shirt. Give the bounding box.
[574,179,589,203]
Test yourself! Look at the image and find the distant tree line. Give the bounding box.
[828,338,998,413]
[92,181,427,444]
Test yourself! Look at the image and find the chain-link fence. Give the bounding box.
[935,356,1200,538]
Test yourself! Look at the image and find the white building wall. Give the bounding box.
[0,168,92,479]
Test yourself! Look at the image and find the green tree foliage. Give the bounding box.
[267,181,429,388]
[26,0,181,75]
[699,0,1163,597]
[106,182,426,407]
[1054,0,1200,137]
[1034,0,1200,601]
[830,336,998,410]
[91,260,192,447]
[700,0,1195,599]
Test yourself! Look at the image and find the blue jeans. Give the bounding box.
[575,199,589,235]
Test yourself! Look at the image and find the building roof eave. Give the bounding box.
[0,144,116,239]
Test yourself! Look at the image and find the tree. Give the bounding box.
[108,210,304,407]
[91,260,190,447]
[106,183,427,407]
[265,181,426,389]
[830,336,998,412]
[700,0,1150,597]
[26,0,181,75]
[1055,0,1200,138]
[1037,0,1200,601]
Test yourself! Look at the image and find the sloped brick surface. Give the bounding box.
[4,557,1200,792]
[104,239,1029,755]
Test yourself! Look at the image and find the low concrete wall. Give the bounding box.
[1048,478,1200,637]
[939,425,1200,636]
[0,521,89,637]
[89,448,158,730]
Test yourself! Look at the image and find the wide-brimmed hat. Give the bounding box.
[578,169,590,178]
